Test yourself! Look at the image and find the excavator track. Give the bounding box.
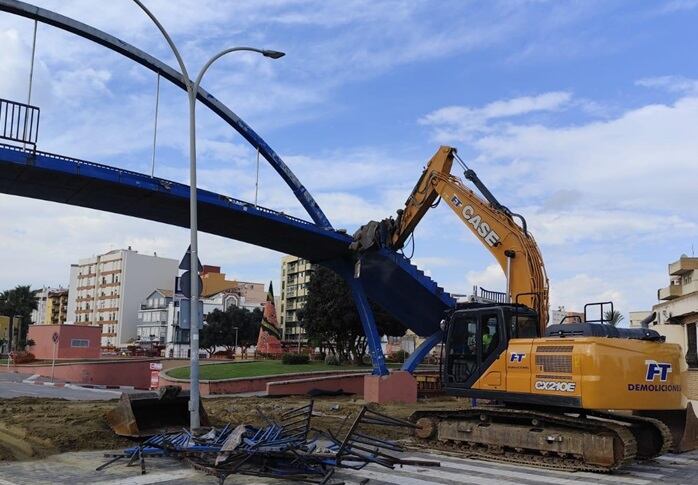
[409,407,641,472]
[588,411,673,460]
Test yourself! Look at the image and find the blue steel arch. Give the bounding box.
[0,0,332,228]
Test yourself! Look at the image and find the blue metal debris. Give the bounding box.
[99,401,439,484]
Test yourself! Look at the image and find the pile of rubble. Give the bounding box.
[99,400,439,484]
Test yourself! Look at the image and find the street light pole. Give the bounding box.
[132,0,284,431]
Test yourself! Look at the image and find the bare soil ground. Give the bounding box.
[0,394,470,461]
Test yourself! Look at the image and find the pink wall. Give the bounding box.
[12,359,154,388]
[266,373,365,396]
[27,325,101,360]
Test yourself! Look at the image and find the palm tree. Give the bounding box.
[0,285,38,349]
[604,309,624,326]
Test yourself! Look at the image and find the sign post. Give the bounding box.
[179,246,203,429]
[149,362,163,390]
[51,332,59,383]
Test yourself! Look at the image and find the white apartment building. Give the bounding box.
[650,255,698,368]
[66,248,178,347]
[280,255,314,343]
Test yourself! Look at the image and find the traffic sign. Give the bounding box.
[179,245,203,272]
[180,271,203,299]
[179,299,204,330]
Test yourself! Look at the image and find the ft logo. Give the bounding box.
[510,353,526,363]
[645,360,672,382]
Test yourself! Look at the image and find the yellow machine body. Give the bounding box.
[472,337,688,411]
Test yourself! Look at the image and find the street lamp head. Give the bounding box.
[262,50,285,59]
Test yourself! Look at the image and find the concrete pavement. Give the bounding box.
[2,448,698,485]
[0,372,120,400]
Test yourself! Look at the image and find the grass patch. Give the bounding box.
[167,360,358,380]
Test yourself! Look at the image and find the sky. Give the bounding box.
[0,0,696,322]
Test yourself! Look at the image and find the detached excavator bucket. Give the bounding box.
[104,385,209,438]
[638,402,698,453]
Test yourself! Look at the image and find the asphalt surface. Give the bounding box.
[1,448,698,485]
[0,372,120,400]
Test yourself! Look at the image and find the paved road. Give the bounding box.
[0,372,120,400]
[1,448,697,484]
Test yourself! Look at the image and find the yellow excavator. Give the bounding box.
[351,146,698,471]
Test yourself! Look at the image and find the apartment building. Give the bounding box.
[650,255,698,367]
[136,289,172,346]
[163,267,267,358]
[280,255,315,343]
[66,248,178,347]
[32,287,69,325]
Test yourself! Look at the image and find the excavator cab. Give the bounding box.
[442,303,538,391]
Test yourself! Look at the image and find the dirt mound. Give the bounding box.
[0,397,129,461]
[0,394,467,461]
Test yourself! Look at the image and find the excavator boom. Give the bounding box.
[353,146,549,332]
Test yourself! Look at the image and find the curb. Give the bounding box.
[20,377,135,393]
[64,384,121,396]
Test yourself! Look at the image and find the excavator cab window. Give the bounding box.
[445,308,506,388]
[512,314,539,339]
[446,313,478,384]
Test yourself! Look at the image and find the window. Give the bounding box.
[71,339,90,348]
[447,313,478,384]
[480,314,499,360]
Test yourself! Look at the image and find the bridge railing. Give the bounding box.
[0,98,39,149]
[0,141,320,230]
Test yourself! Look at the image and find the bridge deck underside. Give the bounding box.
[0,146,454,337]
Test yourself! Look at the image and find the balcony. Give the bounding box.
[669,258,698,276]
[659,285,682,300]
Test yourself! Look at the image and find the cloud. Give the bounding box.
[549,273,625,315]
[636,75,698,95]
[419,91,572,141]
[420,82,698,314]
[422,86,698,216]
[465,264,507,293]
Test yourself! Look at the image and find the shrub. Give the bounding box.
[324,353,341,366]
[387,349,410,363]
[282,353,310,365]
[12,351,36,364]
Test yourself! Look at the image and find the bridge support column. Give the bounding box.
[344,272,389,376]
[401,330,442,373]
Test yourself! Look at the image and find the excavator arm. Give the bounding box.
[352,146,549,332]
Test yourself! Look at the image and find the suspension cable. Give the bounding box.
[150,73,160,177]
[254,146,260,207]
[23,19,37,150]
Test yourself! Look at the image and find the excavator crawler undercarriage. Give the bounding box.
[410,406,673,472]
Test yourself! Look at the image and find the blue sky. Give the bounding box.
[0,0,696,321]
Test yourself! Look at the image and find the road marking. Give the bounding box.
[409,454,653,485]
[0,478,17,485]
[95,469,198,484]
[347,468,462,485]
[404,462,607,485]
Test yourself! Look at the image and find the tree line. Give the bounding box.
[298,266,405,362]
[0,285,38,350]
